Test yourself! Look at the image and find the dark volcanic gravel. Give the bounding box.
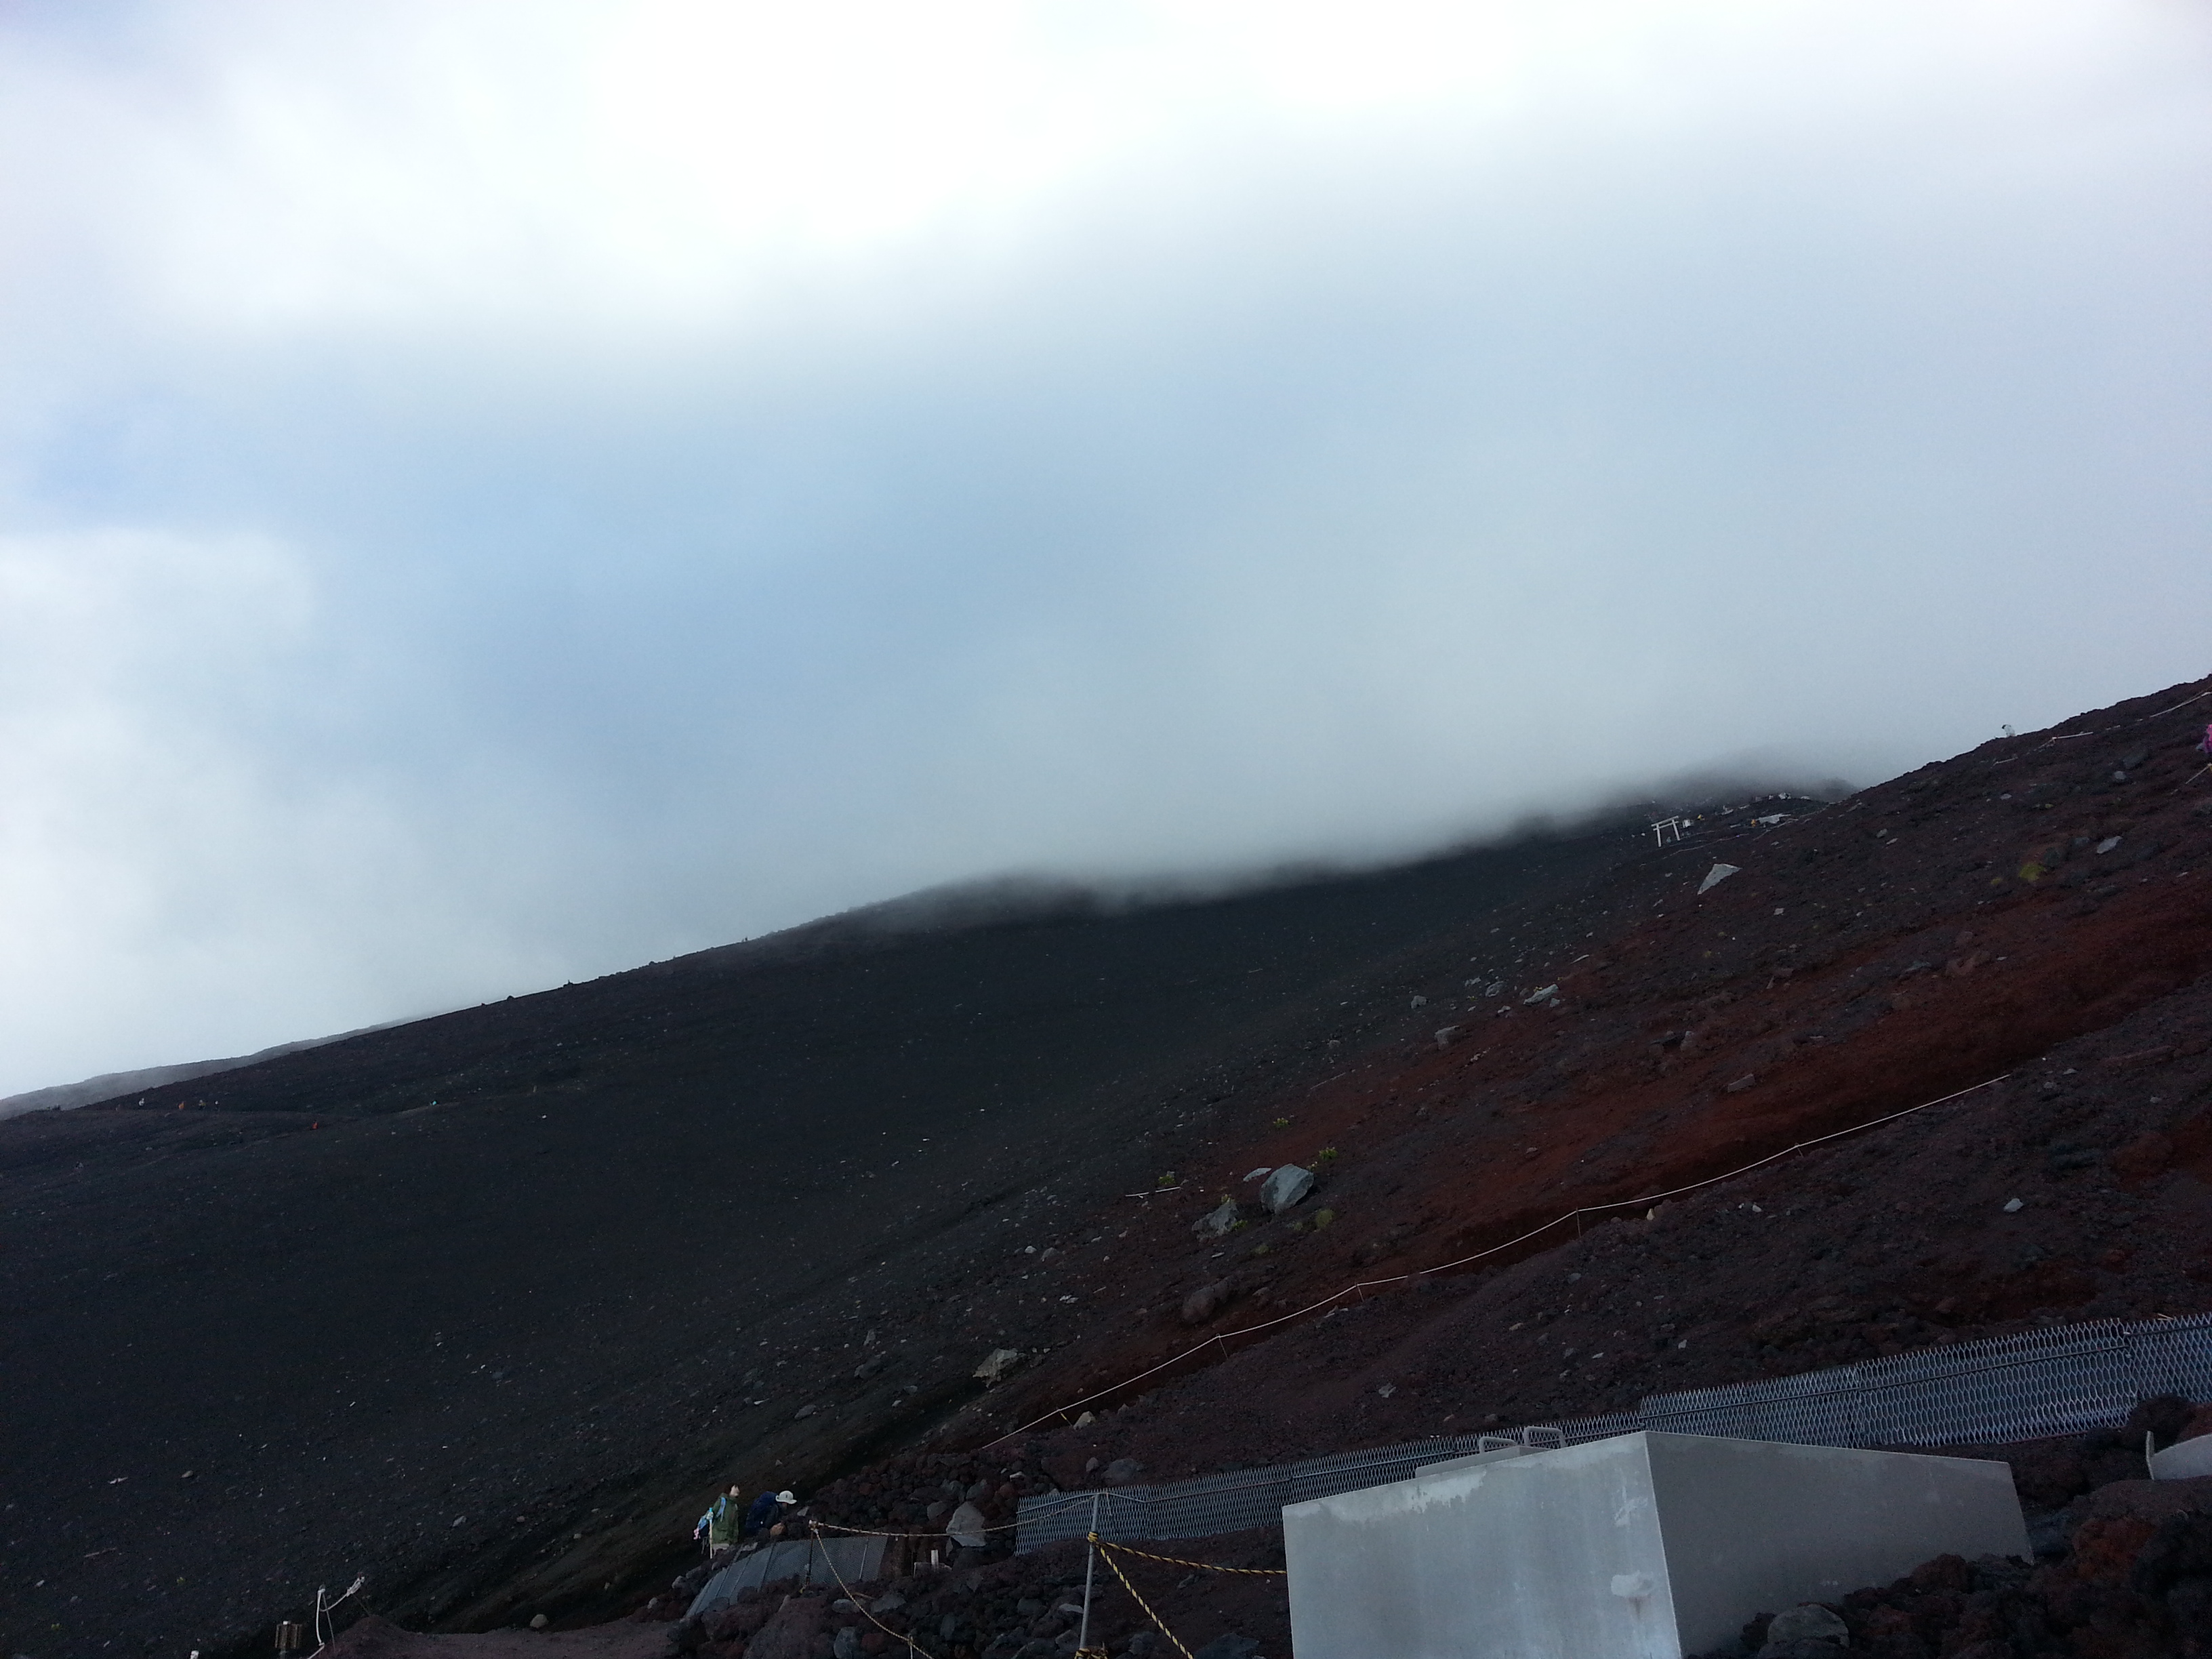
[0,820,1640,1656]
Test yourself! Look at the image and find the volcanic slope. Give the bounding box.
[1,821,1660,1656]
[836,672,2212,1509]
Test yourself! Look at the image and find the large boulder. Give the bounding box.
[1258,1164,1313,1215]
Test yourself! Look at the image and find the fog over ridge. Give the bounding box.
[1,0,2207,1097]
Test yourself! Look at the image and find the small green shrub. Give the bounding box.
[1313,1208,1336,1229]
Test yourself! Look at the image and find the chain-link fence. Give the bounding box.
[1015,1309,2212,1551]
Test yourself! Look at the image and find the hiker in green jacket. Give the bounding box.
[705,1486,742,1557]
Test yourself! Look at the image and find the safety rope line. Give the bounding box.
[808,1523,928,1656]
[813,1515,1027,1540]
[1092,1540,1284,1577]
[985,1073,2009,1448]
[1088,1534,1195,1659]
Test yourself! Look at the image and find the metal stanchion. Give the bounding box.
[1076,1494,1101,1655]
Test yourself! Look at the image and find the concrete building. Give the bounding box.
[1283,1431,2027,1658]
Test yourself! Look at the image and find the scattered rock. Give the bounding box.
[1698,863,1740,894]
[947,1500,988,1548]
[1434,1025,1460,1049]
[972,1349,1025,1385]
[1723,1074,1757,1094]
[1410,995,1427,1009]
[1100,1458,1145,1486]
[1759,1602,1847,1655]
[2003,1197,2024,1213]
[1192,1198,1241,1239]
[833,1628,861,1659]
[1181,1280,1234,1325]
[1258,1164,1314,1215]
[529,1614,548,1629]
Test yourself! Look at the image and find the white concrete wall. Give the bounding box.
[1286,1437,1681,1659]
[1643,1435,2026,1656]
[1283,1432,2027,1659]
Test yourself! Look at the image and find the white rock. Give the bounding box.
[1192,1197,1240,1237]
[1698,863,1742,894]
[946,1500,988,1549]
[1260,1164,1315,1214]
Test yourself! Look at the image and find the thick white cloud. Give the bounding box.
[0,529,588,1091]
[1,0,2208,1094]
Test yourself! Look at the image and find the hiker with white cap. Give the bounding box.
[743,1488,797,1538]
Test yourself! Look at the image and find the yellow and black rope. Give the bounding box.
[1090,1538,1284,1577]
[1088,1534,1196,1659]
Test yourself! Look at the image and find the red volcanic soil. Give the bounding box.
[915,676,2212,1471]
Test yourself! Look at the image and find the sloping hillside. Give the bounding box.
[0,816,1651,1656]
[12,670,2209,1659]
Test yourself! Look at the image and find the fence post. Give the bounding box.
[1078,1494,1101,1654]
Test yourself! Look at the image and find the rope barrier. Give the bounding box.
[1088,1534,1195,1659]
[807,1523,927,1656]
[310,1576,365,1657]
[1092,1540,1284,1578]
[985,1073,2009,1448]
[813,1514,1028,1540]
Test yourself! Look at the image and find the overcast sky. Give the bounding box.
[2,0,2208,1097]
